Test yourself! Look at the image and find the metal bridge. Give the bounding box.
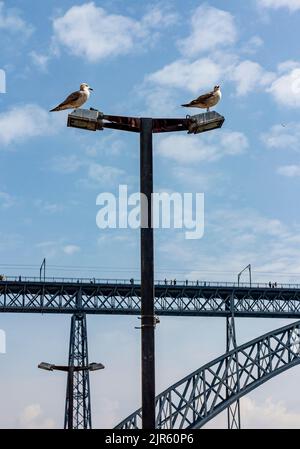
[1,277,300,318]
[116,320,300,429]
[2,276,300,429]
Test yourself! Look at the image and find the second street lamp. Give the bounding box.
[67,108,225,429]
[38,361,104,429]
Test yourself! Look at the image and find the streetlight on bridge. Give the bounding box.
[67,107,225,429]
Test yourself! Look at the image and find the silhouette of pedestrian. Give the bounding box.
[269,281,272,288]
[174,279,177,285]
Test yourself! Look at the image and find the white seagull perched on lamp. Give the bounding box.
[181,85,222,112]
[50,83,93,112]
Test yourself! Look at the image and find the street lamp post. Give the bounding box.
[67,108,225,429]
[140,118,155,428]
[38,361,105,429]
[237,264,252,287]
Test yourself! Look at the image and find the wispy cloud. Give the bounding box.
[63,244,80,255]
[0,1,33,37]
[261,122,300,150]
[29,51,50,72]
[157,130,248,164]
[0,104,63,146]
[19,404,55,429]
[36,240,81,259]
[0,191,15,208]
[86,162,126,187]
[257,0,300,11]
[277,165,300,176]
[34,199,64,214]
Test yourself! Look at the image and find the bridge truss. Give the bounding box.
[1,279,300,318]
[116,320,300,429]
[2,279,300,429]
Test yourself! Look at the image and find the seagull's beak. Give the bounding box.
[89,87,94,91]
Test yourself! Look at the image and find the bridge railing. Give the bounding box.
[1,276,300,290]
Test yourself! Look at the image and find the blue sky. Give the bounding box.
[1,0,300,428]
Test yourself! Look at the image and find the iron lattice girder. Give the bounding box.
[64,314,92,429]
[2,281,300,317]
[226,314,241,429]
[116,320,300,429]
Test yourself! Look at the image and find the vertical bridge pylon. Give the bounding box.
[226,294,241,429]
[65,313,92,429]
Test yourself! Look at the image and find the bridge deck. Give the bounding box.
[1,278,300,317]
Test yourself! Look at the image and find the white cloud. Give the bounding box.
[0,191,15,208]
[205,396,300,428]
[0,1,33,36]
[63,245,80,255]
[231,60,275,96]
[277,60,300,73]
[37,240,81,259]
[29,51,50,71]
[178,5,237,57]
[145,52,277,101]
[161,206,300,285]
[268,66,300,107]
[0,104,63,146]
[141,5,178,29]
[261,123,300,150]
[277,165,300,176]
[258,0,300,11]
[172,167,220,190]
[242,36,264,54]
[34,199,64,214]
[157,130,248,164]
[51,155,84,174]
[147,58,223,94]
[88,163,125,186]
[141,2,300,110]
[53,3,177,62]
[19,404,55,429]
[241,397,300,428]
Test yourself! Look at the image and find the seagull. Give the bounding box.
[181,85,222,112]
[50,83,93,112]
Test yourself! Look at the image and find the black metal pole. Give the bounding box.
[67,366,74,429]
[140,118,155,429]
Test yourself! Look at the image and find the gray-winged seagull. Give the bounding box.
[50,83,93,112]
[181,85,221,112]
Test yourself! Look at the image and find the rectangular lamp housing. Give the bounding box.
[67,108,103,131]
[187,111,225,134]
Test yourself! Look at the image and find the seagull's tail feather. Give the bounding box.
[49,106,61,112]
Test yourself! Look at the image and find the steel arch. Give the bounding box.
[116,320,300,429]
